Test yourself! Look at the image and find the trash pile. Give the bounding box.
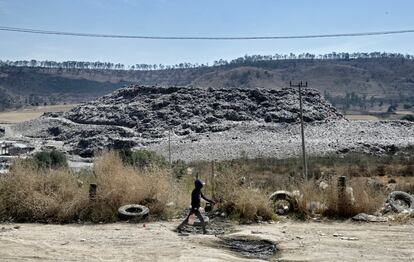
[353,191,414,222]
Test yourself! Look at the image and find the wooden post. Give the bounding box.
[89,183,97,200]
[337,176,346,213]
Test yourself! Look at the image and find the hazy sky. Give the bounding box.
[0,0,413,65]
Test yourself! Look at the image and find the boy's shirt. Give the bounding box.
[191,188,211,210]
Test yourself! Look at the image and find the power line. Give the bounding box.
[0,26,414,40]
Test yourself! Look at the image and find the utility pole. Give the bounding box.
[290,81,308,181]
[168,129,172,168]
[211,160,215,198]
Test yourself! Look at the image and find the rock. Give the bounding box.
[0,127,5,137]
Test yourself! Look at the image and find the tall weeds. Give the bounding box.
[84,152,187,222]
[0,152,187,223]
[0,163,88,222]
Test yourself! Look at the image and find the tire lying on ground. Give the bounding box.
[118,204,149,220]
[269,190,298,214]
[386,191,414,212]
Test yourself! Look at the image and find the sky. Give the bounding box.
[0,0,413,65]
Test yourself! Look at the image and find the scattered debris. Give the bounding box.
[192,215,210,226]
[352,213,389,222]
[179,220,234,235]
[340,237,359,241]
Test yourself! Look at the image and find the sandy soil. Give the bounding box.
[0,220,413,261]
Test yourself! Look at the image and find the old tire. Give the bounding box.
[386,191,414,212]
[269,190,297,214]
[118,204,149,220]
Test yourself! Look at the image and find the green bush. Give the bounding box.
[401,114,414,121]
[172,160,187,178]
[32,150,68,169]
[119,149,167,168]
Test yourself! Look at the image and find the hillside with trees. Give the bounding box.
[0,52,413,112]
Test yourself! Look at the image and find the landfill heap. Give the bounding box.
[12,85,414,161]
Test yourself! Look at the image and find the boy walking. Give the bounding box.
[177,179,215,234]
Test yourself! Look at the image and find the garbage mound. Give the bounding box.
[64,85,344,138]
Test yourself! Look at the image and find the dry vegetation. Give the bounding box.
[0,149,413,223]
[0,152,187,223]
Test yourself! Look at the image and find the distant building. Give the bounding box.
[0,142,11,155]
[0,142,34,156]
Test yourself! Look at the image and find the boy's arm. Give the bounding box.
[201,192,215,204]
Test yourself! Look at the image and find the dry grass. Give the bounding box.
[84,152,188,222]
[0,150,411,223]
[212,167,274,222]
[0,164,88,222]
[0,104,77,123]
[295,177,384,218]
[0,152,188,223]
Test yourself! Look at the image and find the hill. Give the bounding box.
[1,57,414,111]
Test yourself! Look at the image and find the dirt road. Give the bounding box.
[0,220,413,261]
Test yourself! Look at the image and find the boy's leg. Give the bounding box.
[177,210,193,231]
[194,210,206,234]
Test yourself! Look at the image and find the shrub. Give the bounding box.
[213,166,274,222]
[119,149,167,169]
[0,152,187,223]
[401,114,414,121]
[0,162,88,222]
[296,177,383,218]
[32,150,68,169]
[82,152,186,222]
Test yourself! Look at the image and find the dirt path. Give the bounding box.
[0,220,413,261]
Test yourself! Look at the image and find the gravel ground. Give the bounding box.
[149,120,414,162]
[8,118,414,162]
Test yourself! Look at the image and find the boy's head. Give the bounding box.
[195,179,204,189]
